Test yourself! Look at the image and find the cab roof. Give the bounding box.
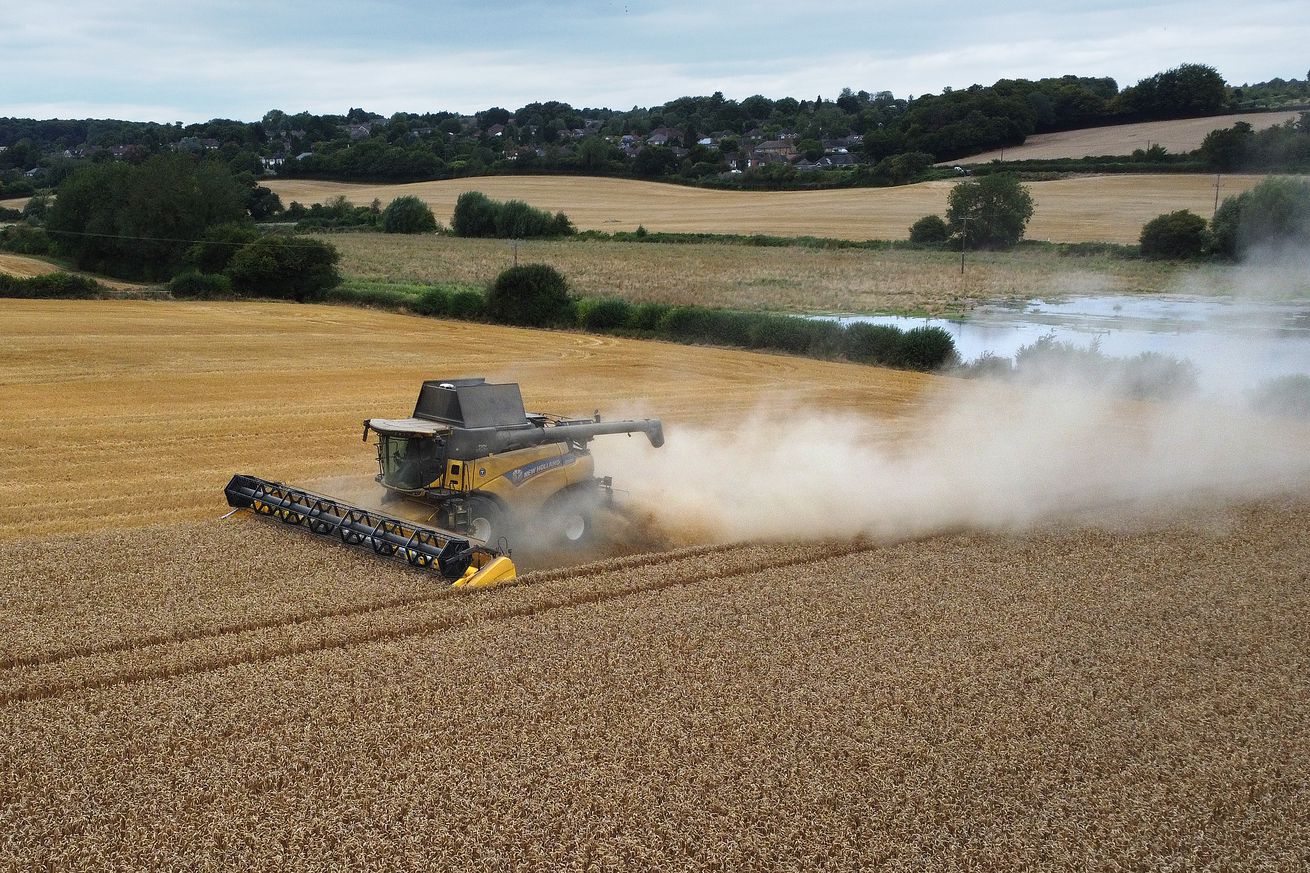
[412,379,533,430]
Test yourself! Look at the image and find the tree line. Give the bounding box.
[3,65,1305,196]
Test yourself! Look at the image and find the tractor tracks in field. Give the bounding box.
[0,541,739,673]
[0,540,878,706]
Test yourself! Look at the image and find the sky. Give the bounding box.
[3,1,1307,123]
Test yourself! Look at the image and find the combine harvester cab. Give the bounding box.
[225,378,662,588]
[363,378,663,547]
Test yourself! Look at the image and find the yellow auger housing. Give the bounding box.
[363,378,663,550]
[224,474,517,588]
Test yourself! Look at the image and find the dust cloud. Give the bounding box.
[602,367,1310,547]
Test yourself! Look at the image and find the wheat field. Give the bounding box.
[321,232,1238,314]
[2,299,1308,868]
[0,299,932,541]
[266,173,1283,244]
[950,110,1303,164]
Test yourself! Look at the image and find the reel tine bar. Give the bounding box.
[223,474,497,581]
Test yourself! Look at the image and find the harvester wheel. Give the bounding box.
[546,485,598,546]
[466,495,503,545]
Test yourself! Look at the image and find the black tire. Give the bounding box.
[465,495,504,545]
[545,486,599,546]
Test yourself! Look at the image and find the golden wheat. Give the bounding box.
[322,232,1241,315]
[0,300,932,542]
[950,110,1302,163]
[0,502,1306,869]
[1,300,1308,868]
[266,173,1284,244]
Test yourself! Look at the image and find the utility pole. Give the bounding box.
[510,239,520,267]
[1213,174,1222,219]
[960,216,968,275]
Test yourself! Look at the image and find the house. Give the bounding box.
[646,126,680,146]
[200,138,220,150]
[746,151,789,169]
[347,124,371,140]
[486,124,506,137]
[108,145,141,159]
[817,153,857,168]
[261,155,286,170]
[755,140,797,158]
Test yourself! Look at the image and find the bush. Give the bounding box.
[577,297,633,331]
[447,289,487,320]
[451,191,501,238]
[1117,351,1198,400]
[1139,210,1209,259]
[1211,177,1310,258]
[656,306,720,342]
[225,235,341,302]
[1252,374,1310,419]
[485,264,575,327]
[494,199,559,238]
[413,286,452,317]
[844,323,905,365]
[1012,335,1197,399]
[168,271,232,299]
[956,351,1015,378]
[451,191,575,239]
[0,225,52,255]
[381,196,438,234]
[625,302,672,332]
[908,214,949,244]
[898,326,959,370]
[20,193,51,224]
[185,222,259,274]
[747,315,823,354]
[323,282,415,309]
[0,271,103,299]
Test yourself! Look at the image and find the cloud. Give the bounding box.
[1,0,1307,120]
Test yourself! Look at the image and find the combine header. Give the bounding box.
[224,475,517,587]
[224,378,664,588]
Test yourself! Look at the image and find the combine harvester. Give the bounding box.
[226,378,664,588]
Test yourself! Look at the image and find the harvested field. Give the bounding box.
[0,299,931,541]
[0,252,59,279]
[4,299,1309,868]
[0,251,158,293]
[324,232,1228,314]
[2,501,1308,868]
[950,110,1303,164]
[266,173,1284,244]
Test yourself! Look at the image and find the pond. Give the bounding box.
[820,295,1310,389]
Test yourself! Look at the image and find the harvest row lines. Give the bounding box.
[0,539,876,705]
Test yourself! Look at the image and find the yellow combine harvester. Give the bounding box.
[225,378,663,588]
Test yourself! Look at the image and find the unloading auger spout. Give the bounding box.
[223,474,516,588]
[483,418,664,454]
